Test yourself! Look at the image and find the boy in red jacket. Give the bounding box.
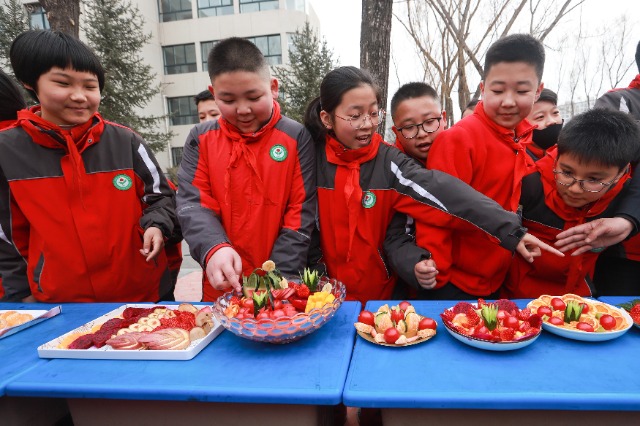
[423,34,544,299]
[503,109,640,298]
[176,38,316,302]
[0,31,177,302]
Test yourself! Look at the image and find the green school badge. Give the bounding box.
[113,174,133,190]
[270,144,287,162]
[362,191,376,208]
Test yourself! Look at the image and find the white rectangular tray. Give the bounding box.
[0,306,62,339]
[37,304,224,361]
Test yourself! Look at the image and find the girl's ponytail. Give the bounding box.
[304,96,326,145]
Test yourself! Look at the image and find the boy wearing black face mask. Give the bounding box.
[524,88,563,161]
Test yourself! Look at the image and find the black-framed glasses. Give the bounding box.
[396,116,442,139]
[552,170,621,193]
[335,110,386,130]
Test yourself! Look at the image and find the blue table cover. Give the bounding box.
[343,299,640,410]
[5,301,360,405]
[0,303,116,395]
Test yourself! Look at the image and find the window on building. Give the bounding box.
[158,0,193,22]
[201,40,218,72]
[26,3,50,29]
[246,34,281,65]
[167,96,199,126]
[286,0,305,12]
[171,147,184,166]
[198,0,234,17]
[239,0,278,13]
[163,44,197,75]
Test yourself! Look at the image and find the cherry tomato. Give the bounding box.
[418,317,437,330]
[504,316,520,330]
[537,306,552,317]
[357,310,375,326]
[551,298,566,311]
[599,314,616,330]
[242,299,254,310]
[384,327,400,344]
[580,303,589,314]
[273,300,284,310]
[576,322,594,332]
[548,316,564,326]
[399,301,411,311]
[391,307,405,324]
[270,309,286,319]
[497,310,507,321]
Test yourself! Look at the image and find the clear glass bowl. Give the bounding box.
[212,277,346,344]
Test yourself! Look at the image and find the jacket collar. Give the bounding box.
[473,100,535,144]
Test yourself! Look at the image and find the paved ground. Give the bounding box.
[174,240,203,302]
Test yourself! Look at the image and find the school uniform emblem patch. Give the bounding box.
[270,144,287,162]
[362,191,376,208]
[113,174,133,190]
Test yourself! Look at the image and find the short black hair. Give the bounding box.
[194,89,214,106]
[208,37,269,81]
[557,108,640,170]
[10,30,105,101]
[464,99,479,112]
[484,34,545,82]
[0,69,27,121]
[536,88,558,105]
[636,40,640,73]
[390,82,439,118]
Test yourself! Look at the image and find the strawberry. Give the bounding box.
[230,296,241,306]
[498,327,515,341]
[476,298,487,308]
[517,308,531,321]
[295,284,310,298]
[527,314,542,328]
[440,310,455,323]
[495,299,518,314]
[465,308,481,327]
[630,304,640,324]
[453,302,474,314]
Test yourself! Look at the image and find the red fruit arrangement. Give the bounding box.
[440,299,542,347]
[354,302,437,346]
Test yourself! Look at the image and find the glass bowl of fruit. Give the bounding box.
[212,262,346,344]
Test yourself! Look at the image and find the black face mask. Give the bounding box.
[532,120,564,150]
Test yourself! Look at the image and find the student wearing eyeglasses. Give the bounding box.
[502,108,640,298]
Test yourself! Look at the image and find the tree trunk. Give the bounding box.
[360,0,393,132]
[39,0,80,37]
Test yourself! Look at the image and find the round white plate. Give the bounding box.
[442,321,540,351]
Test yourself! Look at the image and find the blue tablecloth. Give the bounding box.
[5,301,360,405]
[343,299,640,410]
[0,303,116,395]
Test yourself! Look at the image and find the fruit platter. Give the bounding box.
[440,299,542,351]
[619,299,640,329]
[354,301,437,347]
[212,261,346,344]
[0,306,61,339]
[527,294,632,341]
[38,303,223,360]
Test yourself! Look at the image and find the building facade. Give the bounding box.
[15,0,319,171]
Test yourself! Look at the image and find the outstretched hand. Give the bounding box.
[516,233,564,263]
[205,246,242,292]
[555,217,634,256]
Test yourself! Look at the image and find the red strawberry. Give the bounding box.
[453,302,474,314]
[517,308,531,321]
[465,308,481,327]
[440,310,455,323]
[519,321,532,332]
[630,304,640,324]
[476,298,487,308]
[295,285,310,298]
[495,299,518,314]
[498,327,515,341]
[230,296,241,306]
[527,314,542,328]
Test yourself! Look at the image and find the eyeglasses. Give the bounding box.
[334,110,385,130]
[396,116,442,139]
[552,170,621,193]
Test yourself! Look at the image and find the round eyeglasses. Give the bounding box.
[552,170,620,193]
[396,116,442,139]
[334,110,386,130]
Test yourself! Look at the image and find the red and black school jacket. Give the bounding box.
[0,118,17,300]
[423,101,536,295]
[503,151,631,298]
[317,134,525,306]
[0,108,176,302]
[176,101,317,302]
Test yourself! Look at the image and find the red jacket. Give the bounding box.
[503,150,631,298]
[317,133,524,305]
[176,101,317,302]
[0,107,177,302]
[423,101,535,295]
[0,118,17,300]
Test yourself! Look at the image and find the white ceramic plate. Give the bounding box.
[38,304,223,360]
[0,306,62,339]
[442,320,540,351]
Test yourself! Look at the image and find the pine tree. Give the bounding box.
[0,0,29,70]
[84,0,171,153]
[274,22,335,124]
